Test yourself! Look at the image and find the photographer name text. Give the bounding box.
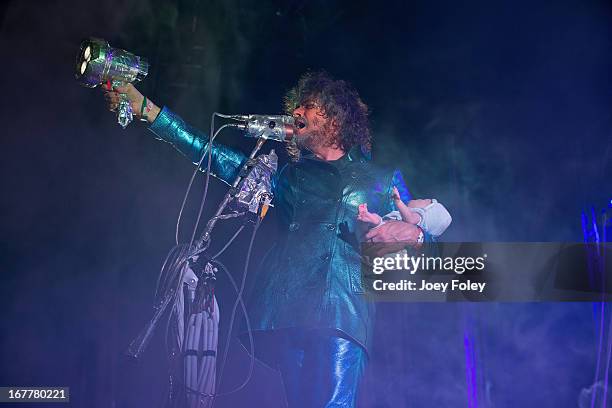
[373,279,486,293]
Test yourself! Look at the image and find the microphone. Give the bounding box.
[227,114,298,142]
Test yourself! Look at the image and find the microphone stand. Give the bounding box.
[126,134,276,408]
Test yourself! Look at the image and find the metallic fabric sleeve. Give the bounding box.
[148,106,247,184]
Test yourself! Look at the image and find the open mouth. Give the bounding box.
[294,117,308,130]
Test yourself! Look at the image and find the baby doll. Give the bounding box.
[358,187,451,238]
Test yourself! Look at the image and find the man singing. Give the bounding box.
[104,71,447,407]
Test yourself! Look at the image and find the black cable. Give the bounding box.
[211,217,261,406]
[174,113,229,246]
[210,259,255,397]
[187,115,219,248]
[163,247,190,364]
[211,225,245,260]
[155,245,185,301]
[174,113,215,245]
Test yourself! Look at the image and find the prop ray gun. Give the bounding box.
[75,38,148,128]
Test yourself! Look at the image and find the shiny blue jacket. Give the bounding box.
[149,107,420,361]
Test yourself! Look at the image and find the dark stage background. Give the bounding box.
[0,0,611,407]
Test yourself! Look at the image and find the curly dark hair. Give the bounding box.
[284,71,372,155]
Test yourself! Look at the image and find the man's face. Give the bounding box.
[291,99,334,151]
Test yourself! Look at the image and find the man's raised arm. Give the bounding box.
[103,83,247,185]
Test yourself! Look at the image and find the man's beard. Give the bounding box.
[297,128,326,150]
[285,128,331,162]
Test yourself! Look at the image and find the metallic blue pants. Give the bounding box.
[277,332,366,408]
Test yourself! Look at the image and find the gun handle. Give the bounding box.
[112,80,133,128]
